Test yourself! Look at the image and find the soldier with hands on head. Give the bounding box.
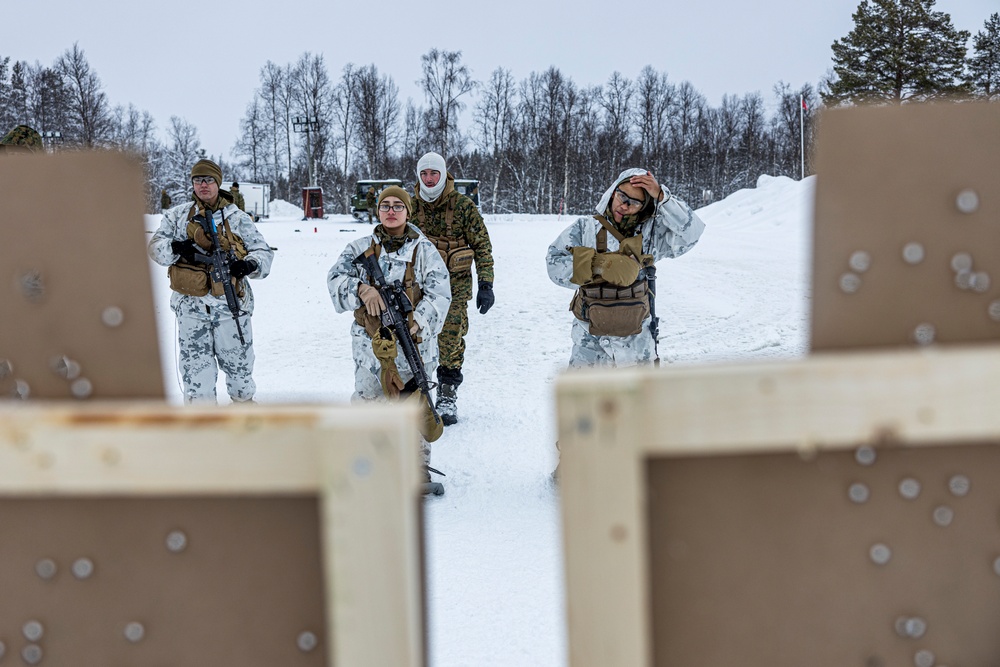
[410,151,495,425]
[546,168,705,480]
[148,159,274,404]
[327,186,452,492]
[547,168,705,368]
[161,189,172,210]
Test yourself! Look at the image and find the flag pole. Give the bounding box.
[800,95,805,180]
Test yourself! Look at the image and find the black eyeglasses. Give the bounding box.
[614,188,644,209]
[378,203,407,212]
[192,176,216,185]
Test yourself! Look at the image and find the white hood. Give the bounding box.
[594,167,652,215]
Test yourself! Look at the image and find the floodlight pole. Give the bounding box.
[292,116,319,187]
[40,130,63,152]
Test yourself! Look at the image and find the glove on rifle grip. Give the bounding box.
[229,258,257,280]
[171,239,198,263]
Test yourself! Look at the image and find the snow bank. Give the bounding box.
[269,198,304,219]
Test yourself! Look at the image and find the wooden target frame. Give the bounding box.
[0,402,426,667]
[557,345,1000,667]
[811,102,1000,352]
[0,151,164,400]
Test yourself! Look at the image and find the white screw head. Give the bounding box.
[849,250,872,273]
[956,189,980,214]
[870,543,892,565]
[902,242,925,264]
[839,273,862,294]
[102,306,125,327]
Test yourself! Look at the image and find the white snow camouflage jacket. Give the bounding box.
[327,224,452,359]
[546,168,706,367]
[148,200,274,318]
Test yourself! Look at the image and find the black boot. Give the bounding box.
[436,367,463,426]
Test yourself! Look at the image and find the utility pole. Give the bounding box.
[799,95,806,180]
[40,130,63,152]
[292,116,319,186]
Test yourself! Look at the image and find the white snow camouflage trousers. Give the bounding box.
[177,306,255,404]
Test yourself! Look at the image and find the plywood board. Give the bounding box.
[811,103,1000,351]
[0,402,426,667]
[0,152,163,399]
[557,345,1000,667]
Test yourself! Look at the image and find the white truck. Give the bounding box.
[227,182,270,221]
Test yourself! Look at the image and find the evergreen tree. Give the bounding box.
[968,13,1000,99]
[824,0,971,105]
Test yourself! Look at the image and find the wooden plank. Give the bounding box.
[557,344,1000,667]
[811,103,1000,351]
[0,152,163,399]
[0,402,425,667]
[557,376,651,667]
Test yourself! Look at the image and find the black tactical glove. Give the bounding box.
[229,258,258,280]
[171,239,198,263]
[476,281,495,315]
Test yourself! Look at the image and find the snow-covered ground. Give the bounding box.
[145,174,815,666]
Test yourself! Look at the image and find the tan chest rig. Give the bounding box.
[353,241,425,343]
[570,215,652,337]
[168,205,249,299]
[415,198,474,275]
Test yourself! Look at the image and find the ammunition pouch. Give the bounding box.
[428,236,474,275]
[570,279,650,337]
[168,262,211,297]
[168,211,248,299]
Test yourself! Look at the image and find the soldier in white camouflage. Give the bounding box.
[547,168,705,481]
[410,152,495,425]
[148,159,274,403]
[327,186,451,489]
[547,168,706,367]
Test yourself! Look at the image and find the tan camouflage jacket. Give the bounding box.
[411,173,494,294]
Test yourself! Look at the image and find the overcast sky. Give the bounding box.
[6,0,997,162]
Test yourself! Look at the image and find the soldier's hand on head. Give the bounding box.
[476,281,495,314]
[171,239,198,263]
[358,283,386,316]
[629,171,664,202]
[229,258,258,280]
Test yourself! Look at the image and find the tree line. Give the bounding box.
[1,1,998,214]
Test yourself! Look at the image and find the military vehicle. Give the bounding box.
[351,179,402,222]
[453,179,480,208]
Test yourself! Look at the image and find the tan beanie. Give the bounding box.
[191,158,223,185]
[377,185,413,215]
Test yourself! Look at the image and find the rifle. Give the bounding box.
[352,250,443,428]
[646,264,660,367]
[192,211,246,345]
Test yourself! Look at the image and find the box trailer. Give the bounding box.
[227,181,270,221]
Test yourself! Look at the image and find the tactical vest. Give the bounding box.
[570,215,651,337]
[167,205,249,299]
[353,241,425,343]
[415,197,474,275]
